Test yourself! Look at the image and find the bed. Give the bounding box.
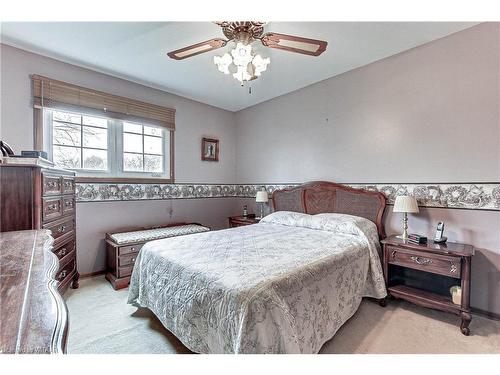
[127,181,388,353]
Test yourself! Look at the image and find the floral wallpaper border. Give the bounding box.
[76,182,500,211]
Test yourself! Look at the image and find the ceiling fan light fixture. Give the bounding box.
[252,54,270,77]
[170,21,327,86]
[214,53,232,74]
[231,42,253,66]
[214,42,270,84]
[233,65,252,83]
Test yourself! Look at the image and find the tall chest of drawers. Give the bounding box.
[0,162,79,293]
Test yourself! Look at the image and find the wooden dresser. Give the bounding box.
[0,230,68,353]
[0,162,79,293]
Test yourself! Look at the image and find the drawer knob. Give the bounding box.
[48,203,58,210]
[450,263,458,274]
[131,258,136,263]
[58,248,66,257]
[47,181,57,188]
[131,247,135,251]
[410,256,432,265]
[58,225,67,233]
[65,201,73,207]
[59,270,67,279]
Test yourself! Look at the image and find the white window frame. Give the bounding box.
[43,108,173,182]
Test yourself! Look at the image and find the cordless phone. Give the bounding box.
[434,222,447,243]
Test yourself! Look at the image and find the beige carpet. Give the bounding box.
[65,276,500,354]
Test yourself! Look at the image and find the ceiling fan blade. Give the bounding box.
[261,33,327,56]
[167,38,227,60]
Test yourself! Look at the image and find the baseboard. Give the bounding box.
[79,270,106,279]
[472,307,500,321]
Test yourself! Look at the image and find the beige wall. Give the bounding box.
[235,23,500,184]
[235,24,500,315]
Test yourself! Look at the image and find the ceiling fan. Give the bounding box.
[167,22,328,85]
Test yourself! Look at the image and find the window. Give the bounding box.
[32,74,175,183]
[123,122,163,173]
[52,111,108,170]
[46,109,172,181]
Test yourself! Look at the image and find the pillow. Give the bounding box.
[311,213,379,242]
[259,211,313,228]
[260,211,379,241]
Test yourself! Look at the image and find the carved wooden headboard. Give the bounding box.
[272,181,387,239]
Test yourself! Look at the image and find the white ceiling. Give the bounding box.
[0,22,478,111]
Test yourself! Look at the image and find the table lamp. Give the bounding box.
[255,190,269,219]
[393,195,419,240]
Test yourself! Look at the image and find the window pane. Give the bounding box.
[123,153,143,171]
[53,123,81,146]
[144,135,162,155]
[144,126,162,137]
[83,148,108,170]
[53,145,81,169]
[83,126,107,149]
[123,122,142,134]
[123,133,143,153]
[144,155,163,172]
[53,110,81,124]
[83,115,107,128]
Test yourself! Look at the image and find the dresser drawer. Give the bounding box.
[42,197,63,222]
[62,177,75,195]
[387,246,461,279]
[42,173,62,196]
[44,216,75,242]
[118,244,143,256]
[53,237,76,262]
[62,196,75,215]
[117,265,134,278]
[56,258,76,282]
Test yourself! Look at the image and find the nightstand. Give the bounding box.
[380,236,474,335]
[228,215,261,228]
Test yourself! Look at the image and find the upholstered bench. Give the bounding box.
[105,223,210,290]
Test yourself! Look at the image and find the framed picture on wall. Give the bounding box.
[201,138,219,162]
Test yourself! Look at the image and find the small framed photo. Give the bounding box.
[201,138,219,162]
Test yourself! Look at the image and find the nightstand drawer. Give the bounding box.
[387,246,461,279]
[117,265,134,278]
[118,244,143,256]
[118,253,138,267]
[228,216,260,227]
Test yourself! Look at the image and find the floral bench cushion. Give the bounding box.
[108,224,210,245]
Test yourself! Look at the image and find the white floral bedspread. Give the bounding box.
[127,212,387,353]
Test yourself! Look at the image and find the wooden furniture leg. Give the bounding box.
[460,311,472,336]
[460,257,472,335]
[71,271,80,289]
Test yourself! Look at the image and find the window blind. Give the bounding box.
[32,74,175,130]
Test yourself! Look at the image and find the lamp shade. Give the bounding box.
[393,196,419,213]
[255,190,269,203]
